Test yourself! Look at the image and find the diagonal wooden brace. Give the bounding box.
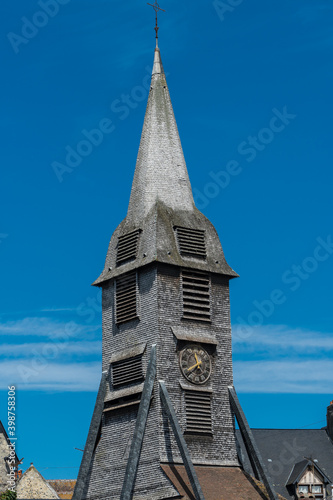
[159,381,205,500]
[120,344,157,500]
[228,386,279,500]
[73,371,108,500]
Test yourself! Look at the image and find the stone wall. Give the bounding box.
[0,432,10,493]
[17,464,59,499]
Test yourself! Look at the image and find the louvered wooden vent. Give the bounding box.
[104,392,142,412]
[175,227,206,259]
[116,229,141,266]
[182,270,211,322]
[112,355,143,387]
[116,272,138,324]
[185,391,212,434]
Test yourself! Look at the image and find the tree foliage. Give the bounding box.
[0,490,17,500]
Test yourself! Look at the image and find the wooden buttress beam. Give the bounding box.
[159,381,205,500]
[229,386,279,500]
[72,371,108,500]
[120,344,157,500]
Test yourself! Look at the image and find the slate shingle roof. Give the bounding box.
[236,429,333,499]
[126,47,195,223]
[285,459,309,486]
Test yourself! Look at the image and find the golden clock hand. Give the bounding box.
[195,353,203,367]
[187,360,202,372]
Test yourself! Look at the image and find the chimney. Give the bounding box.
[327,401,333,441]
[15,469,22,480]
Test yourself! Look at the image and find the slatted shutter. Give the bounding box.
[175,227,206,259]
[116,229,141,266]
[185,391,212,434]
[112,355,144,387]
[182,270,211,322]
[116,272,138,324]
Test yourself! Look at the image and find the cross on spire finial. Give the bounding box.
[147,1,165,46]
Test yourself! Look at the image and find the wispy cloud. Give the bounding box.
[233,324,333,354]
[3,318,332,393]
[0,317,100,338]
[0,316,102,391]
[2,361,100,392]
[233,324,333,393]
[0,340,101,358]
[234,359,333,394]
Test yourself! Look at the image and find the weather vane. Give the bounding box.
[147,1,165,43]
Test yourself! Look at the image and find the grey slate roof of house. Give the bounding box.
[236,428,333,499]
[285,459,310,486]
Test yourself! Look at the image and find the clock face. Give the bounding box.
[180,344,212,385]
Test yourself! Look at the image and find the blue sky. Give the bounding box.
[1,0,332,480]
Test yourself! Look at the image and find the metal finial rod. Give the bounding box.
[147,1,165,42]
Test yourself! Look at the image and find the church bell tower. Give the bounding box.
[72,15,279,500]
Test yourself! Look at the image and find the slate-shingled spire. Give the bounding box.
[127,47,195,224]
[94,43,237,285]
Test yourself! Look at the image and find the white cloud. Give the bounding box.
[232,324,333,392]
[2,318,332,393]
[0,317,100,338]
[2,360,101,392]
[233,359,333,393]
[0,340,101,358]
[233,324,333,354]
[0,317,102,391]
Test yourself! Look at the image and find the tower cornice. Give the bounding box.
[93,200,238,286]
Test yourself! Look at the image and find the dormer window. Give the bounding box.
[298,485,309,494]
[297,483,323,498]
[289,460,328,500]
[297,480,324,499]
